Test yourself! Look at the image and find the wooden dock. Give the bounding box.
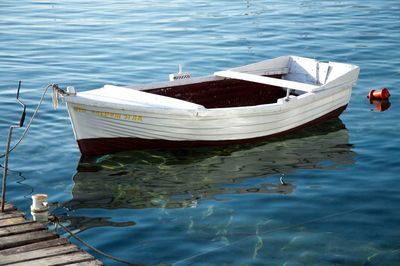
[0,202,103,265]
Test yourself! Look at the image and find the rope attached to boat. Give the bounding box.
[49,215,144,266]
[52,85,62,110]
[52,84,72,110]
[0,83,67,160]
[0,84,52,159]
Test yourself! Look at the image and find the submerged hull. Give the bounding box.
[65,119,354,211]
[63,56,359,156]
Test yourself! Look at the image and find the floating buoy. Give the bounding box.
[368,88,391,100]
[371,99,391,112]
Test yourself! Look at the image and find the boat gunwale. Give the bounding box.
[63,71,358,113]
[64,81,355,117]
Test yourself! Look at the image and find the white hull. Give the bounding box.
[62,56,359,155]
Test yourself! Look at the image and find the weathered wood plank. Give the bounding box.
[0,244,80,265]
[0,203,104,265]
[0,222,45,237]
[9,251,97,266]
[0,211,24,220]
[0,216,28,227]
[0,238,69,255]
[66,260,104,266]
[0,230,57,250]
[0,203,16,212]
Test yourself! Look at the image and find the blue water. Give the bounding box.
[1,0,399,265]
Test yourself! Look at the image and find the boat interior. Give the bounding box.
[145,75,295,109]
[140,56,355,109]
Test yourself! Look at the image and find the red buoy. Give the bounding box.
[371,99,391,112]
[368,88,391,100]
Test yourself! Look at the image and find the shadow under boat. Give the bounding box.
[62,118,355,211]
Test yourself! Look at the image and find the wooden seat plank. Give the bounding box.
[214,70,319,92]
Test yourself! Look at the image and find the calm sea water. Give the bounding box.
[1,0,399,265]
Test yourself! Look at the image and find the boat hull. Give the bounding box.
[63,56,359,156]
[73,103,348,156]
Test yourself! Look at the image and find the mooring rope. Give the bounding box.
[49,215,145,266]
[0,83,54,159]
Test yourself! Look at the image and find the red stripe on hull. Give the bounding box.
[78,105,348,156]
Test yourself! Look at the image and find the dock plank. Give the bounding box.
[9,251,97,266]
[0,216,28,227]
[0,238,69,255]
[0,244,80,265]
[0,203,17,212]
[0,202,103,265]
[0,211,24,220]
[0,230,58,250]
[0,221,45,237]
[66,260,104,266]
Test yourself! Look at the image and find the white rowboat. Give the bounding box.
[60,55,359,156]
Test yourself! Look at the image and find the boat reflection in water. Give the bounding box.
[63,118,355,214]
